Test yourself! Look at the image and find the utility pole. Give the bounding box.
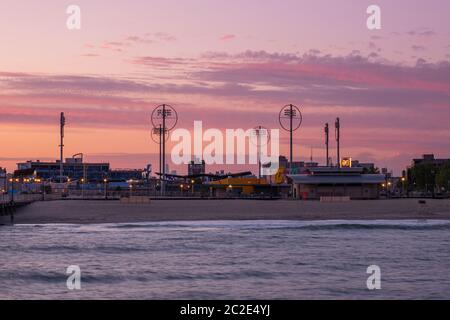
[159,124,162,195]
[162,104,166,196]
[279,104,302,174]
[60,112,65,183]
[325,123,329,167]
[289,104,293,173]
[335,117,340,168]
[252,126,269,179]
[151,104,177,197]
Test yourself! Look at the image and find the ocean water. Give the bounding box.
[1,220,450,300]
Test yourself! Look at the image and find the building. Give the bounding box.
[279,155,318,174]
[408,154,450,193]
[188,159,206,176]
[208,177,268,196]
[17,159,110,182]
[412,154,450,167]
[108,169,144,181]
[352,160,376,173]
[205,177,288,198]
[289,167,385,200]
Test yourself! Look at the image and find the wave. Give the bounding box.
[13,219,450,233]
[105,220,450,232]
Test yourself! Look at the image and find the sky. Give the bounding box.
[1,0,450,175]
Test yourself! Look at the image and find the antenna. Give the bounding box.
[325,123,329,166]
[335,117,340,168]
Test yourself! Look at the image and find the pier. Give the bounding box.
[0,195,38,224]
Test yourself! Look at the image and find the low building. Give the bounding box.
[352,160,377,173]
[108,169,143,181]
[411,154,450,167]
[279,155,318,174]
[17,159,110,182]
[188,159,206,176]
[289,167,385,200]
[208,177,269,196]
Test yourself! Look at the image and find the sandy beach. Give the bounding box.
[4,198,450,224]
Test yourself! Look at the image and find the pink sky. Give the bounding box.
[1,0,450,175]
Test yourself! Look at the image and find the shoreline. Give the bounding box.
[4,198,450,225]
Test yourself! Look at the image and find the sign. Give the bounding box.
[340,157,352,168]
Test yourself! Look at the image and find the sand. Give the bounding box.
[4,198,450,224]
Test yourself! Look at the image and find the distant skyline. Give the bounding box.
[1,0,450,174]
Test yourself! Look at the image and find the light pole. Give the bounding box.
[151,104,178,197]
[103,178,108,200]
[251,126,270,179]
[279,104,302,174]
[9,178,15,203]
[325,123,330,166]
[81,178,85,199]
[401,177,406,197]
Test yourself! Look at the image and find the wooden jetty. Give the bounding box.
[0,201,33,224]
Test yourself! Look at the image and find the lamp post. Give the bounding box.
[151,104,178,197]
[9,178,14,203]
[81,178,85,199]
[279,104,302,174]
[279,104,302,199]
[401,177,406,197]
[251,126,270,179]
[103,178,108,200]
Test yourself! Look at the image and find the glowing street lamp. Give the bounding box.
[9,178,15,203]
[80,178,85,199]
[103,178,108,200]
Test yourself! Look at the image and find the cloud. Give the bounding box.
[2,50,450,173]
[393,28,437,38]
[130,56,189,68]
[412,45,426,52]
[406,29,436,37]
[81,53,100,58]
[219,34,236,41]
[82,32,177,55]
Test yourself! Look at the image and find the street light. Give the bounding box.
[81,178,85,199]
[401,177,406,197]
[191,180,195,196]
[9,178,14,203]
[103,178,108,200]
